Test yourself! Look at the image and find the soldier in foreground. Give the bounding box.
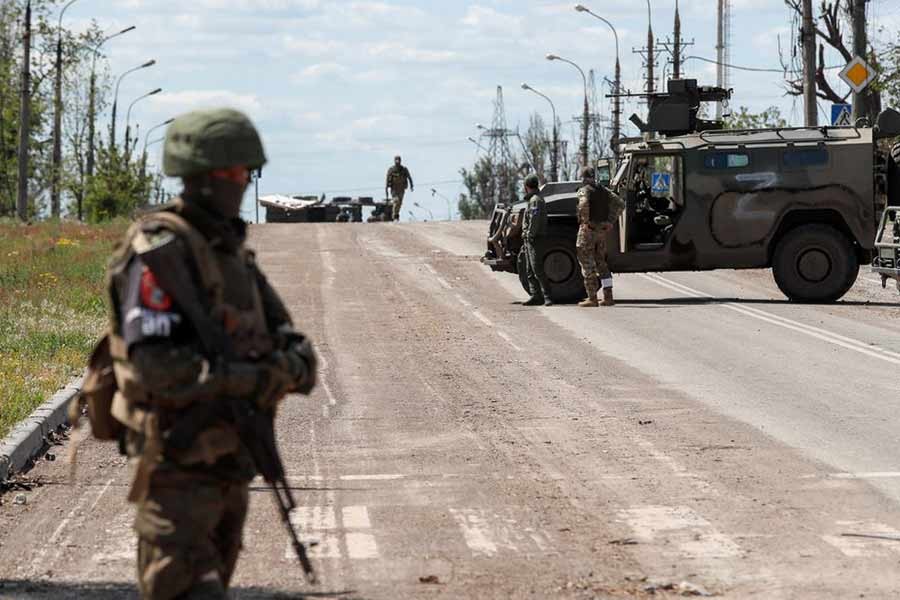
[576,167,625,307]
[521,174,552,306]
[385,155,414,221]
[105,108,317,598]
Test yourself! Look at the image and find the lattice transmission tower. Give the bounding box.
[587,70,610,160]
[477,86,519,206]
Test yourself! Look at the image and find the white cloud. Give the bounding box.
[148,90,263,116]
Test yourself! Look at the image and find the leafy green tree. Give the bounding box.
[83,141,152,222]
[458,156,520,220]
[725,106,788,130]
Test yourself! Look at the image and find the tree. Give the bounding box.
[522,112,548,183]
[781,1,883,121]
[458,156,520,220]
[725,106,789,130]
[83,141,153,222]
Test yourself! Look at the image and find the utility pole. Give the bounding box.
[850,0,871,123]
[476,87,518,207]
[801,0,818,126]
[715,0,730,119]
[51,0,80,219]
[646,1,654,95]
[673,0,682,79]
[16,1,32,222]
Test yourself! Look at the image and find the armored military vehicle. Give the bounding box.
[483,79,900,303]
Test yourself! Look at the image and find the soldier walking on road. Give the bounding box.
[576,167,625,307]
[522,173,553,306]
[385,155,414,221]
[105,108,317,599]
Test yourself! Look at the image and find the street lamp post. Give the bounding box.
[125,87,162,158]
[547,54,590,168]
[467,136,488,153]
[431,188,453,221]
[522,83,559,182]
[110,60,156,149]
[85,26,135,188]
[574,4,622,159]
[51,0,81,218]
[413,202,434,221]
[141,118,173,177]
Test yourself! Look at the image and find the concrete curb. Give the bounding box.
[0,377,83,483]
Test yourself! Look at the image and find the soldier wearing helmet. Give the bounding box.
[385,155,414,221]
[521,173,552,306]
[576,166,625,307]
[104,108,317,598]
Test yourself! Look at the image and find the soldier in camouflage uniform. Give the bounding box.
[576,166,625,307]
[385,155,414,221]
[106,108,317,599]
[521,174,552,306]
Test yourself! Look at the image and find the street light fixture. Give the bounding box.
[546,53,590,168]
[413,202,434,221]
[574,5,622,159]
[143,118,174,157]
[522,82,559,182]
[431,188,453,221]
[110,59,156,148]
[51,0,82,218]
[85,25,136,185]
[125,88,162,157]
[467,136,488,153]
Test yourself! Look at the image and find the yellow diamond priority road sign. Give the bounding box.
[839,56,876,94]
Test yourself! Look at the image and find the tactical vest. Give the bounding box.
[106,201,272,467]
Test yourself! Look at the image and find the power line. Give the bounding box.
[684,55,844,74]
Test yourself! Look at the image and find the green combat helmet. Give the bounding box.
[163,108,267,177]
[524,174,540,189]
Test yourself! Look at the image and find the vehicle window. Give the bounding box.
[783,147,829,169]
[702,152,749,169]
[632,155,684,207]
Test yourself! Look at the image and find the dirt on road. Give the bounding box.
[2,221,900,599]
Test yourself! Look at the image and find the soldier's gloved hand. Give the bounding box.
[284,337,317,395]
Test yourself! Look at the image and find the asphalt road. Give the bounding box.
[2,221,900,599]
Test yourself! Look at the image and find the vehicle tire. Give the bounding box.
[516,237,586,303]
[772,224,859,303]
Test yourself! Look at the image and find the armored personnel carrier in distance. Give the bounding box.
[483,79,900,303]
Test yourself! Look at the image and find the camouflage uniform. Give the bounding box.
[385,160,413,221]
[107,109,316,600]
[576,181,625,305]
[522,189,551,304]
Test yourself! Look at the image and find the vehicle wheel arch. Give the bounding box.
[768,209,861,264]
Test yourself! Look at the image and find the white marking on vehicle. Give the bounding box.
[643,273,900,366]
[472,310,494,327]
[345,532,379,559]
[341,506,372,529]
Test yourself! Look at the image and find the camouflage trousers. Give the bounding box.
[523,240,551,299]
[576,225,612,298]
[391,189,406,221]
[134,467,249,600]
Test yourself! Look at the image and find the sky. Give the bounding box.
[68,0,900,221]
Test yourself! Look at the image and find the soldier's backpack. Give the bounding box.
[588,185,611,226]
[68,335,121,440]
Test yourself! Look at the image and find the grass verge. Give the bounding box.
[0,220,127,439]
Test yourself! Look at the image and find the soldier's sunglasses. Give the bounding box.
[210,165,251,185]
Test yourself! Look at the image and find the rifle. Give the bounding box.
[140,235,317,584]
[229,394,317,584]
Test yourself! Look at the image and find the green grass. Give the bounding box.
[0,220,127,439]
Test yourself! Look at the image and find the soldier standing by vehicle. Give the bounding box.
[521,174,553,306]
[385,155,414,221]
[104,108,317,599]
[576,166,625,307]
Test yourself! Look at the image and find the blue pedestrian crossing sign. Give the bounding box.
[831,104,852,126]
[651,172,671,195]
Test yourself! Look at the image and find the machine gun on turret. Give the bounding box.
[608,79,732,138]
